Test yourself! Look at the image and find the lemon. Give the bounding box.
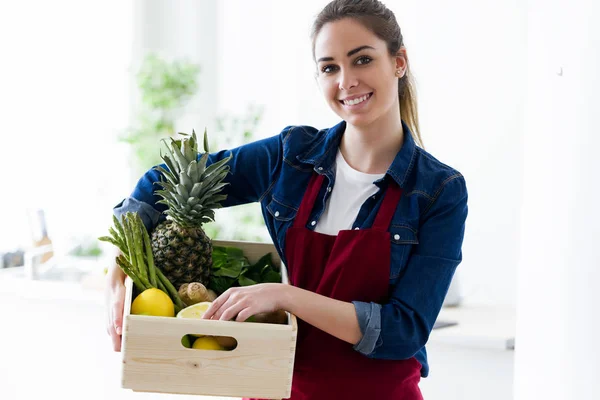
[176,301,212,319]
[131,288,175,317]
[177,301,213,337]
[192,336,224,351]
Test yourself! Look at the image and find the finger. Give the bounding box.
[235,307,254,322]
[113,299,124,335]
[108,324,122,352]
[203,290,231,319]
[219,300,247,321]
[211,293,241,320]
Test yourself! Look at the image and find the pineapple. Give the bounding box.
[151,129,232,289]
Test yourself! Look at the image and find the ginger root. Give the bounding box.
[178,282,212,306]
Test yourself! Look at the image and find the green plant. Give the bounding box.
[121,53,200,175]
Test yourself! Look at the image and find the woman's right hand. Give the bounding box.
[106,260,126,352]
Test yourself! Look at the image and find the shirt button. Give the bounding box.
[317,167,323,171]
[394,234,400,240]
[311,221,317,226]
[354,227,359,230]
[274,211,280,217]
[327,187,332,192]
[372,195,376,200]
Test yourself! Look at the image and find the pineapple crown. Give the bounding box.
[153,128,232,228]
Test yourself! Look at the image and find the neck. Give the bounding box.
[340,112,404,175]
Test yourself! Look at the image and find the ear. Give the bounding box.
[394,47,408,77]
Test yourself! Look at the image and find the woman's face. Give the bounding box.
[314,18,406,128]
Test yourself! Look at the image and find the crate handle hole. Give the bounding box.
[181,334,237,351]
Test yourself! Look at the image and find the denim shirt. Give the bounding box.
[113,120,468,378]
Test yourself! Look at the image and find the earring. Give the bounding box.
[396,70,403,76]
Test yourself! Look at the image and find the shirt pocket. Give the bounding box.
[389,225,419,282]
[266,197,298,249]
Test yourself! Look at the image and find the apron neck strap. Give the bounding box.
[371,182,403,231]
[293,173,325,228]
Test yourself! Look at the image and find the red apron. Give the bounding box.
[248,172,422,400]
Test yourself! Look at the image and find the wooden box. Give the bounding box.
[120,240,298,399]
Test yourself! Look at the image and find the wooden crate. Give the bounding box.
[120,240,298,399]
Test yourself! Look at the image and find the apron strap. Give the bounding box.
[293,173,325,228]
[371,182,403,231]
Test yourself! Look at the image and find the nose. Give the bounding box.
[338,68,358,91]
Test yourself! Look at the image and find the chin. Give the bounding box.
[340,111,378,128]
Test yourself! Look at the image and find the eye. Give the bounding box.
[321,64,339,74]
[355,55,372,65]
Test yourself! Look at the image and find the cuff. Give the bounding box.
[113,197,163,232]
[352,301,382,356]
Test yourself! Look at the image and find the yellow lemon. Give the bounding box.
[192,336,224,351]
[176,302,212,319]
[176,302,213,337]
[131,288,175,317]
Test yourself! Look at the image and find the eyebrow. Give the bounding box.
[317,45,375,63]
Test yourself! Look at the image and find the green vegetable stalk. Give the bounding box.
[99,212,186,313]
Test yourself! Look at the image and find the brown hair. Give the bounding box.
[311,0,423,148]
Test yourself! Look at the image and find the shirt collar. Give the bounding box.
[296,120,418,188]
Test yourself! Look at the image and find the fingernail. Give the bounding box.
[116,326,122,335]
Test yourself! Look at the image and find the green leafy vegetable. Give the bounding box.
[208,246,282,295]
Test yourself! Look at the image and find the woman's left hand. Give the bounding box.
[201,283,288,322]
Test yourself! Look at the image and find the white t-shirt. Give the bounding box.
[314,150,385,236]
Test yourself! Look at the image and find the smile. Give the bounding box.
[339,92,373,107]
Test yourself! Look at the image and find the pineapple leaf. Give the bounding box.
[160,153,179,177]
[183,134,196,161]
[186,160,199,183]
[202,156,231,179]
[196,170,229,199]
[198,183,229,204]
[170,139,190,172]
[178,170,193,192]
[196,152,209,176]
[154,166,178,187]
[175,183,189,199]
[203,127,209,152]
[189,182,204,198]
[160,139,181,175]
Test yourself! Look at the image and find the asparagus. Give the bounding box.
[116,255,147,292]
[130,214,148,282]
[140,217,157,287]
[99,212,188,311]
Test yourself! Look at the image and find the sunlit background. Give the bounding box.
[1,1,598,399]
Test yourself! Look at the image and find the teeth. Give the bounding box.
[343,94,370,106]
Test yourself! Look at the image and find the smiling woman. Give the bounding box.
[107,1,468,399]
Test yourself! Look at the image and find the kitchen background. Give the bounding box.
[0,1,598,399]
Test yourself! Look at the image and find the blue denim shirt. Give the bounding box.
[114,120,468,378]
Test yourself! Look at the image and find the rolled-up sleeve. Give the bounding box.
[353,174,468,359]
[352,301,382,354]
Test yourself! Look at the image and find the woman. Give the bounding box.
[106,0,468,398]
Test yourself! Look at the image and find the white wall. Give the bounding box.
[0,1,134,254]
[216,0,527,307]
[515,0,600,398]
